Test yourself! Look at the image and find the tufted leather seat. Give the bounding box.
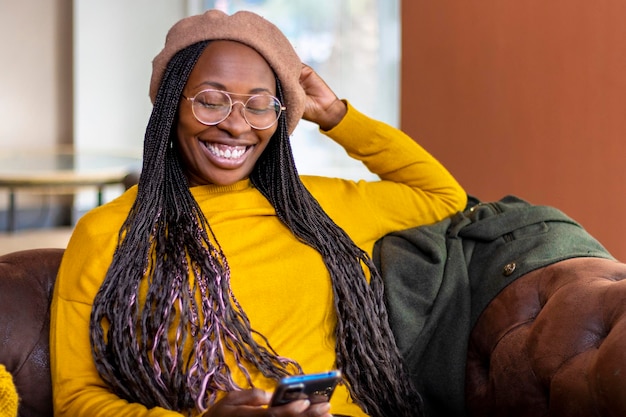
[466,256,626,416]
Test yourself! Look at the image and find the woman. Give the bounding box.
[50,9,466,417]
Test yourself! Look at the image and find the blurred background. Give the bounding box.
[0,0,397,251]
[400,1,626,262]
[2,0,626,261]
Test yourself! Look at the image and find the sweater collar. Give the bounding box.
[190,178,253,195]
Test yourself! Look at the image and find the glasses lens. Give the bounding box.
[190,90,283,129]
[192,90,231,125]
[244,95,282,129]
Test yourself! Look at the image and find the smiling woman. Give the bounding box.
[50,7,464,417]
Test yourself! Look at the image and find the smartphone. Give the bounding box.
[269,370,342,407]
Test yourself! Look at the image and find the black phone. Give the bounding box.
[269,370,342,407]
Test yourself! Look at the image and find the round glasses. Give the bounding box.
[183,89,286,130]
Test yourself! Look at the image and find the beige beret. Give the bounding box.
[150,9,306,135]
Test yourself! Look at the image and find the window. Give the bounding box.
[189,0,400,180]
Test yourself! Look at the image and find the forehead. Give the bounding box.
[185,40,276,93]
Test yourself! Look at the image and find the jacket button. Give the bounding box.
[503,262,516,276]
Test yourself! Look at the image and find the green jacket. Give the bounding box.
[373,195,613,416]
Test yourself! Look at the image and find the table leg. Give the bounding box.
[7,188,16,233]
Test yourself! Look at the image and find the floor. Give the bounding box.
[0,227,73,255]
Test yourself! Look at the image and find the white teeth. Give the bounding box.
[205,143,246,160]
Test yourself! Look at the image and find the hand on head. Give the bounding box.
[299,64,347,131]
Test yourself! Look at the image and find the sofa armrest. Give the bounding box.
[466,257,626,416]
[0,248,64,417]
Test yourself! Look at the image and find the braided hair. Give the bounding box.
[90,41,424,416]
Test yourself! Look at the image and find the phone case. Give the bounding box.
[270,370,342,406]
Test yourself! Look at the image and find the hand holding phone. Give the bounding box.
[269,370,342,407]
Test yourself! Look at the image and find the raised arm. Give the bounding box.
[298,65,467,234]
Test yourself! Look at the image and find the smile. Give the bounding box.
[204,142,248,160]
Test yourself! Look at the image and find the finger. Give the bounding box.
[299,63,314,79]
[304,402,332,417]
[219,388,271,407]
[263,401,311,417]
[299,64,315,87]
[204,390,272,417]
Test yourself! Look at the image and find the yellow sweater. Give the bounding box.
[50,104,466,417]
[0,365,18,417]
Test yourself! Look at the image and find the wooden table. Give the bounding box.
[0,149,141,232]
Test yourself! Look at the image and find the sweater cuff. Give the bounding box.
[0,365,19,417]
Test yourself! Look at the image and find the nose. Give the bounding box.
[231,101,247,118]
[218,101,250,133]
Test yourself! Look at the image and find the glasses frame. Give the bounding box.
[182,89,286,130]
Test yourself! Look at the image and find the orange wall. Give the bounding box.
[401,1,626,261]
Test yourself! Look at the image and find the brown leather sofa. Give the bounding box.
[2,248,626,416]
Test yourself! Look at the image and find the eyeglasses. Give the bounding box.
[182,89,286,130]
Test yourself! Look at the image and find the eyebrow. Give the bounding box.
[191,81,273,95]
